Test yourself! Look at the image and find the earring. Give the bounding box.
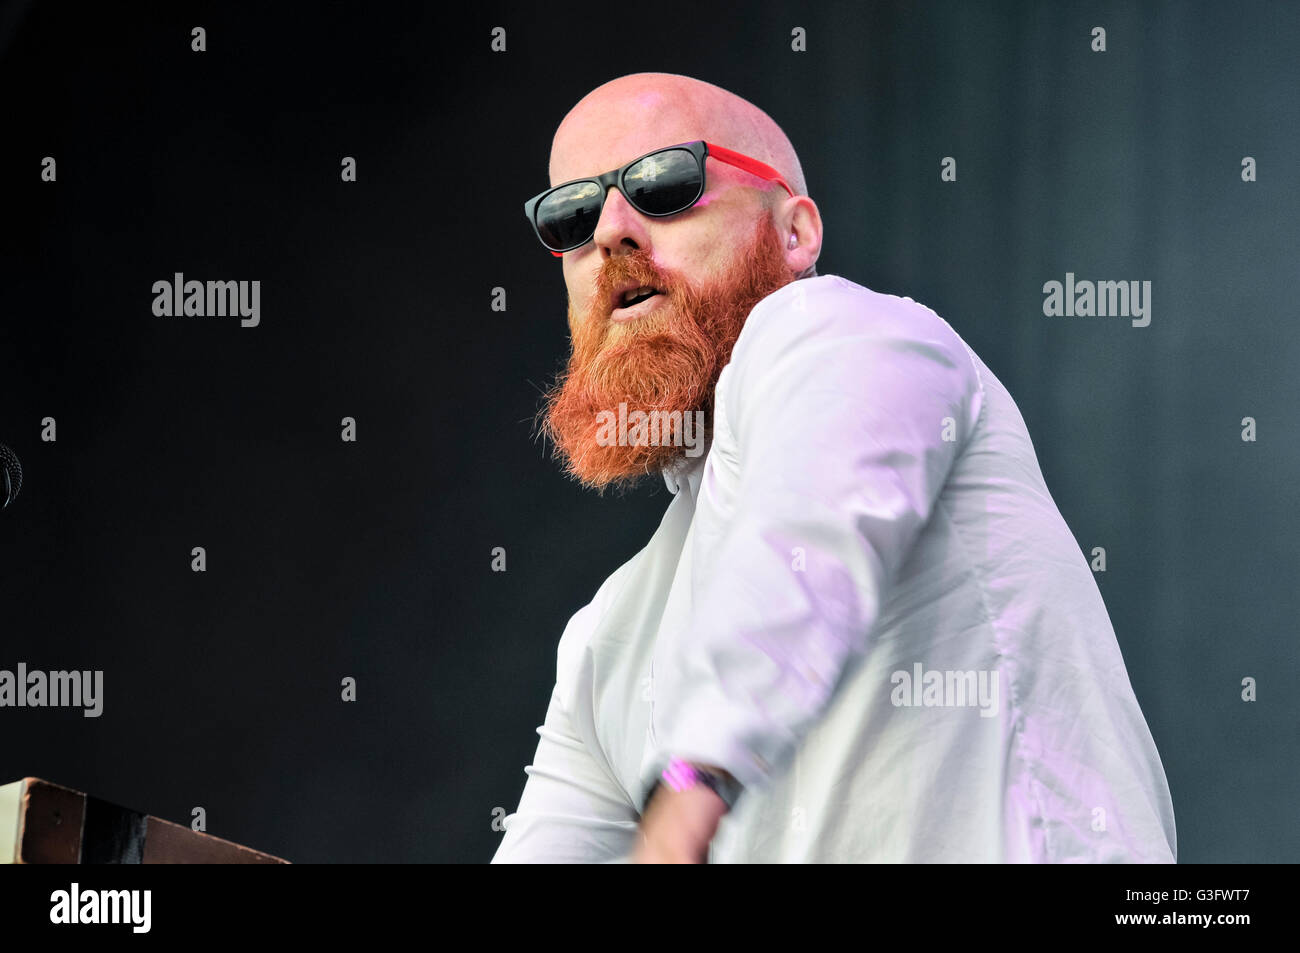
[787,233,798,249]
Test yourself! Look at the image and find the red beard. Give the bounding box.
[541,210,795,492]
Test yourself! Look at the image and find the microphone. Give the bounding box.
[1,443,21,509]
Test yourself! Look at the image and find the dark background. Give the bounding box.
[1,0,1296,863]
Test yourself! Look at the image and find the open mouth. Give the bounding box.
[619,286,661,308]
[610,285,666,322]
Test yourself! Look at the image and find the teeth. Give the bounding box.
[621,286,657,305]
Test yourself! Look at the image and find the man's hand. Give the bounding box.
[630,774,731,864]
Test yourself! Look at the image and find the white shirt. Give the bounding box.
[492,274,1177,863]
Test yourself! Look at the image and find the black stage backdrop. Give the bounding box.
[0,0,1296,863]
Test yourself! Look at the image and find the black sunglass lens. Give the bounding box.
[623,149,701,215]
[536,181,603,250]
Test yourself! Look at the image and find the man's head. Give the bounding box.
[538,72,823,493]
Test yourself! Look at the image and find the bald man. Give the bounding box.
[494,73,1177,863]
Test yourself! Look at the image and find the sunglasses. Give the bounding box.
[524,140,794,257]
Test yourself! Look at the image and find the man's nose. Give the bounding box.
[591,184,650,253]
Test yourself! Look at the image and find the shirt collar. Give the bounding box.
[662,444,708,497]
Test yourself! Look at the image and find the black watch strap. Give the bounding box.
[642,758,743,815]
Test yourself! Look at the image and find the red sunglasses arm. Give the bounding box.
[704,142,795,197]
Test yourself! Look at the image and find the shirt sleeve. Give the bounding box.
[640,285,985,804]
[492,681,640,863]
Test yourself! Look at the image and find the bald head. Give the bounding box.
[550,72,807,199]
[542,72,822,287]
[537,71,823,355]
